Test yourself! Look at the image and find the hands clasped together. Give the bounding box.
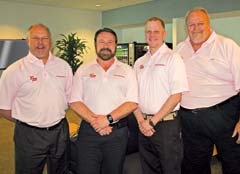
[90,115,112,136]
[138,119,156,137]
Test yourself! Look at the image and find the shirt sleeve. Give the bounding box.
[69,67,84,103]
[169,53,189,94]
[0,67,19,109]
[124,68,138,103]
[65,65,73,103]
[227,39,240,91]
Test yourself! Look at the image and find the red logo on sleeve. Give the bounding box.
[140,64,144,69]
[89,73,96,78]
[30,76,37,81]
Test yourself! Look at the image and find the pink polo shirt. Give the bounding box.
[0,52,73,127]
[134,44,189,114]
[176,31,240,109]
[70,58,138,115]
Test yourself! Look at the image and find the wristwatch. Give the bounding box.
[106,114,114,124]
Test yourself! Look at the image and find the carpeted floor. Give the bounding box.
[0,118,15,174]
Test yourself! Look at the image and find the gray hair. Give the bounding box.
[27,23,51,38]
[185,7,210,25]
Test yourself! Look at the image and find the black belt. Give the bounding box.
[180,93,239,113]
[17,118,65,131]
[110,117,128,129]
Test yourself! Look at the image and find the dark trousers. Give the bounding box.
[75,120,128,174]
[138,116,182,174]
[179,95,240,174]
[14,118,70,174]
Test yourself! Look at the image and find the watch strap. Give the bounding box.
[149,119,155,127]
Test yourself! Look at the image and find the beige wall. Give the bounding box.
[0,1,102,64]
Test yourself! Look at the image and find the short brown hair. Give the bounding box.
[94,28,118,44]
[145,17,165,29]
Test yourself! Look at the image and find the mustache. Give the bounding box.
[192,31,203,34]
[100,48,112,52]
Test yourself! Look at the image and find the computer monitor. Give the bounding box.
[0,39,28,70]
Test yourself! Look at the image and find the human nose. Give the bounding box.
[37,38,44,44]
[102,42,109,47]
[188,23,203,30]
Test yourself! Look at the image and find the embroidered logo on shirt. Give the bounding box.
[56,75,66,78]
[113,74,125,78]
[154,63,165,66]
[89,73,96,78]
[140,64,144,69]
[30,75,37,81]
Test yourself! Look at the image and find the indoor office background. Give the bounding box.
[0,0,240,173]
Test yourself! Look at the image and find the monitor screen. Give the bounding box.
[0,39,28,70]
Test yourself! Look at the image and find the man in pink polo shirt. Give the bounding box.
[134,17,188,174]
[176,7,240,174]
[70,28,138,174]
[0,24,73,174]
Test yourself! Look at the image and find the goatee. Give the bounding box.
[97,48,115,61]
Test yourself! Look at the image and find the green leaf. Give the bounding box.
[55,33,88,74]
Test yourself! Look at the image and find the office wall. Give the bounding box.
[102,0,240,28]
[211,16,240,45]
[0,1,102,64]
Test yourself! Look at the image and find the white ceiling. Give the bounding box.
[1,0,154,11]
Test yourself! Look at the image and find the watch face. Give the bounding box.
[107,114,113,124]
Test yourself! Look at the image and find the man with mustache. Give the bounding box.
[70,28,138,174]
[0,23,73,174]
[176,7,240,174]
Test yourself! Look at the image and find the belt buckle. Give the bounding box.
[144,114,153,120]
[162,111,177,121]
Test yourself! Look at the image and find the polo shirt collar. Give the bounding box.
[186,30,216,47]
[94,57,119,66]
[146,43,169,58]
[25,51,55,64]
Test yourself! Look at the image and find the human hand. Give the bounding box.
[90,115,109,132]
[142,129,155,137]
[139,119,155,137]
[98,126,113,136]
[232,121,240,144]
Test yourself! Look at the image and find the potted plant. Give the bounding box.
[55,32,88,74]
